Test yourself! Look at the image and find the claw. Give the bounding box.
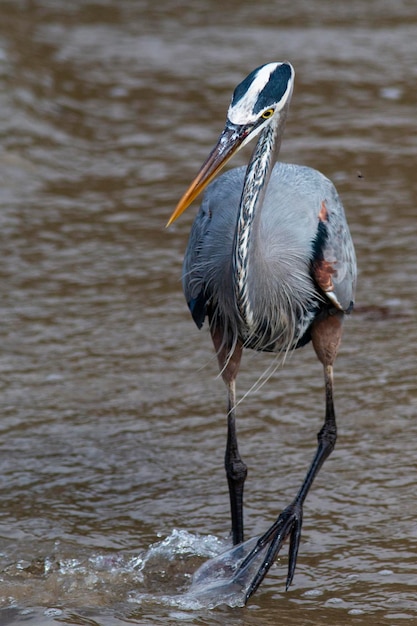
[185,502,304,607]
[286,505,303,590]
[232,500,303,602]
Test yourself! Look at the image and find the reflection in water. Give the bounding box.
[0,1,416,625]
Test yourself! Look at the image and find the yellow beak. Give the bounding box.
[166,123,249,227]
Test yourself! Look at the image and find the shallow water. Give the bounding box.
[0,0,416,624]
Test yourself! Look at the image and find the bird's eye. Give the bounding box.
[261,108,274,119]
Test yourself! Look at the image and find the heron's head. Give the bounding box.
[228,62,294,141]
[167,62,294,226]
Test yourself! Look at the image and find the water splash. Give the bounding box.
[130,529,268,609]
[1,529,269,611]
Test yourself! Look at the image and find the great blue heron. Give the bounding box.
[167,62,356,602]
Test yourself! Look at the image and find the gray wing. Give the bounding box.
[182,168,243,328]
[182,203,212,329]
[309,177,357,313]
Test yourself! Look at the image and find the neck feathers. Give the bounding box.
[233,107,288,331]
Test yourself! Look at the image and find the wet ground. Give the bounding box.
[0,0,416,624]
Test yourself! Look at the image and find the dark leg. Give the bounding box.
[225,379,248,545]
[235,311,343,602]
[211,327,247,545]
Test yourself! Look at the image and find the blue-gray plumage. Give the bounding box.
[168,62,356,603]
[184,163,355,351]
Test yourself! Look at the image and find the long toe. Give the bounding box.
[236,501,304,602]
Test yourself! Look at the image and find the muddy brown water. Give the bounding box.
[0,1,416,624]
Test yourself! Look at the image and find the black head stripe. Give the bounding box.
[232,66,262,107]
[252,63,292,114]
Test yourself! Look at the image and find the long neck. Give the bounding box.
[233,106,289,328]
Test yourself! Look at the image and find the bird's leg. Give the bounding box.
[225,378,248,545]
[235,311,343,602]
[211,327,247,545]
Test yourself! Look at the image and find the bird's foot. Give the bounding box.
[233,500,303,603]
[185,501,303,607]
